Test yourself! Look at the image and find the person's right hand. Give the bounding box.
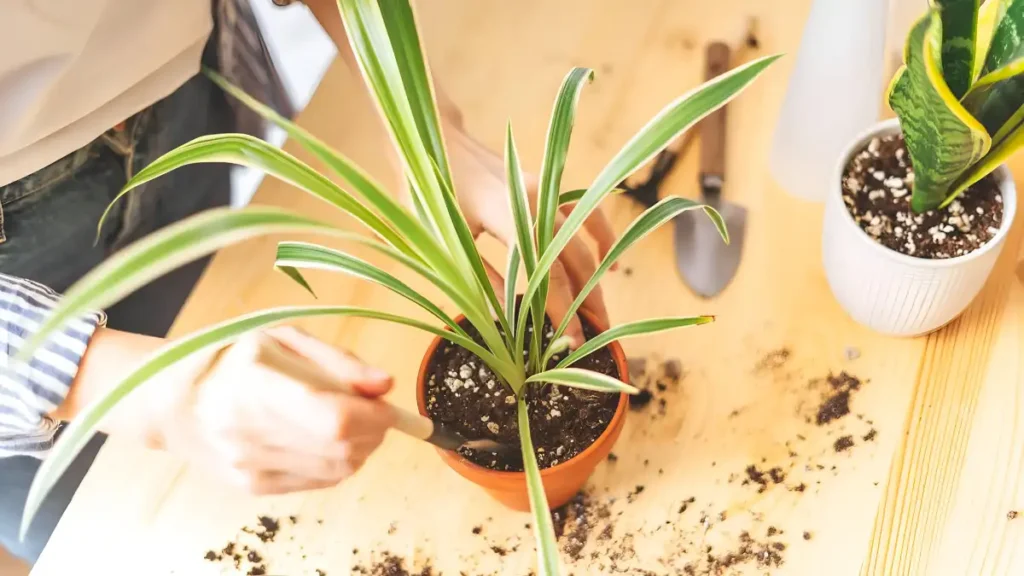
[119,326,397,495]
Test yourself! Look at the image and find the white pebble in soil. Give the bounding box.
[486,422,500,434]
[458,364,473,379]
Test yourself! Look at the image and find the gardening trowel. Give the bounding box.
[621,42,747,298]
[213,334,514,455]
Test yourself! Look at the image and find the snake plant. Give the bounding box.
[889,0,1024,212]
[18,1,778,572]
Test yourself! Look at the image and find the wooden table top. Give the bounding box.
[34,1,1024,575]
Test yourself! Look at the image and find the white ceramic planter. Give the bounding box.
[823,119,1018,337]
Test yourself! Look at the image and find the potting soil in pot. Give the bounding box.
[841,133,1003,259]
[425,317,619,472]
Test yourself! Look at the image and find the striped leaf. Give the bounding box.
[504,245,521,330]
[889,10,990,212]
[974,0,1010,79]
[517,54,780,335]
[550,197,723,344]
[933,0,980,98]
[531,68,593,371]
[525,368,639,395]
[275,241,465,337]
[203,69,448,275]
[557,187,625,205]
[16,207,341,363]
[962,0,1024,136]
[948,106,1024,199]
[98,133,415,258]
[517,396,562,576]
[556,316,714,369]
[20,305,498,540]
[378,0,454,187]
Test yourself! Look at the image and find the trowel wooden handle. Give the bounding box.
[215,334,435,442]
[700,42,731,183]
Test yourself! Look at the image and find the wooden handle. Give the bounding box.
[215,334,436,441]
[700,42,731,183]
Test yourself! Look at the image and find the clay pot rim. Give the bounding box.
[415,310,629,482]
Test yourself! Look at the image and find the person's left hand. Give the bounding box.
[443,120,617,346]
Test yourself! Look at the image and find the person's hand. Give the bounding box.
[442,120,617,346]
[138,327,396,495]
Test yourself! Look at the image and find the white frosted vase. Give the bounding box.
[770,0,891,202]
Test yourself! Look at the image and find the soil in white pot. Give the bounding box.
[841,133,1003,259]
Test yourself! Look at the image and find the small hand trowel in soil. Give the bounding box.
[214,334,513,455]
[620,42,747,298]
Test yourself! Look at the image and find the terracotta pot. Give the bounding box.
[416,311,629,511]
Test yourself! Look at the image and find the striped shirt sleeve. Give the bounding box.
[0,273,105,458]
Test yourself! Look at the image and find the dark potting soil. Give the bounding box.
[841,133,1003,259]
[425,316,620,472]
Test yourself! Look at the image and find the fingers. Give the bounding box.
[561,203,617,267]
[266,326,393,398]
[545,260,584,347]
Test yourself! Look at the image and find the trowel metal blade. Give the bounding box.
[673,202,747,298]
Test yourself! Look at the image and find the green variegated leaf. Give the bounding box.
[557,187,624,206]
[378,0,453,187]
[556,316,714,369]
[504,245,521,330]
[947,105,1024,199]
[17,208,341,363]
[531,68,594,372]
[21,305,496,540]
[526,368,639,395]
[889,11,991,212]
[274,241,467,338]
[517,54,779,334]
[974,0,1011,79]
[962,0,1024,137]
[277,266,317,298]
[506,124,538,274]
[933,0,980,98]
[99,133,416,258]
[517,398,561,576]
[203,69,448,274]
[550,196,723,344]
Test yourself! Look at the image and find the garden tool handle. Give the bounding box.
[700,42,730,192]
[217,334,436,442]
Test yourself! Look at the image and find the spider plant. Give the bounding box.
[889,0,1024,212]
[18,0,778,571]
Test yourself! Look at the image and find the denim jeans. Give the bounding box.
[0,70,233,562]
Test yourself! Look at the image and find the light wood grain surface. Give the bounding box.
[32,1,1024,575]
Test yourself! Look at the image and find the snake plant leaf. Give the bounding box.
[525,368,639,395]
[962,0,1024,136]
[98,133,416,259]
[274,241,469,339]
[550,196,723,344]
[888,11,990,212]
[974,0,1012,79]
[517,54,780,336]
[20,305,497,540]
[555,316,714,369]
[947,106,1024,201]
[517,397,561,576]
[15,208,342,364]
[203,68,450,277]
[378,0,453,188]
[932,0,980,98]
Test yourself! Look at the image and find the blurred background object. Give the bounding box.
[768,0,890,202]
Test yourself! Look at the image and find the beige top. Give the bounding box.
[0,0,213,187]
